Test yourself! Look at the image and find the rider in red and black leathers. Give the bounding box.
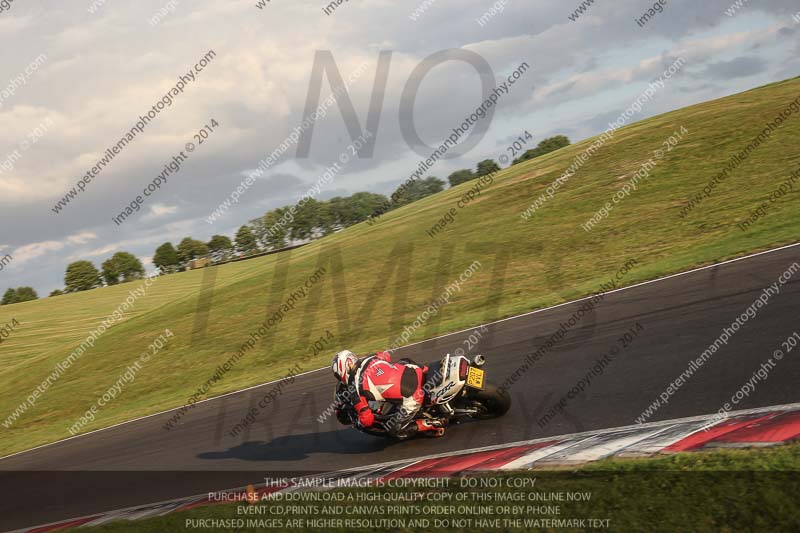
[334,351,445,439]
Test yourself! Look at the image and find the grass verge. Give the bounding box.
[2,77,800,456]
[88,443,800,532]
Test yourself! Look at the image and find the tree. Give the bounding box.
[153,242,180,273]
[392,176,445,207]
[329,192,390,227]
[513,135,571,165]
[2,288,17,305]
[316,201,335,237]
[255,208,291,250]
[267,212,290,248]
[114,252,144,282]
[207,235,233,254]
[290,199,332,241]
[101,258,120,285]
[102,252,144,285]
[447,169,476,187]
[250,192,391,251]
[2,287,38,304]
[49,289,65,297]
[14,287,38,302]
[65,261,102,293]
[476,159,501,177]
[326,197,348,229]
[177,238,209,264]
[234,226,258,255]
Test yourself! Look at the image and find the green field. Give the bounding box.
[88,443,800,532]
[1,77,799,457]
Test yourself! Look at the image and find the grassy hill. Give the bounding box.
[2,76,799,456]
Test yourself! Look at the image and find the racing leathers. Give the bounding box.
[334,351,445,439]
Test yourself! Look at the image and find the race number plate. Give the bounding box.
[466,367,485,390]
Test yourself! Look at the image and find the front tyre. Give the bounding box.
[465,384,511,419]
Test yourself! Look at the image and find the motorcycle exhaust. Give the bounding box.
[473,354,486,367]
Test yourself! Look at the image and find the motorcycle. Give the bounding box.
[335,353,511,438]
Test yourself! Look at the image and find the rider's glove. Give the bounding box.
[354,396,374,427]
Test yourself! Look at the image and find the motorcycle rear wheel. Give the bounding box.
[463,384,511,419]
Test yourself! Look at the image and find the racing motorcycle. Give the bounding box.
[336,353,511,438]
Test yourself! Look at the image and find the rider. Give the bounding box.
[332,349,446,439]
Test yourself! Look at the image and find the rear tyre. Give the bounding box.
[465,384,511,419]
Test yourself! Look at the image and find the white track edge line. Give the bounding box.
[2,240,798,462]
[11,402,799,533]
[329,401,800,473]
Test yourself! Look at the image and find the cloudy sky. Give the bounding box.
[1,0,798,295]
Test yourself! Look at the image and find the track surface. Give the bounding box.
[2,245,800,530]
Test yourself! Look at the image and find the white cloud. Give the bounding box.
[11,231,98,265]
[1,0,797,293]
[12,240,65,265]
[0,15,33,34]
[147,203,178,218]
[66,231,98,245]
[80,244,119,258]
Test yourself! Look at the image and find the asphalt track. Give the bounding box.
[2,244,800,530]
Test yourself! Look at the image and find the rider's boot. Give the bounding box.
[416,418,446,438]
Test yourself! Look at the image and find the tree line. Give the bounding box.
[2,135,569,303]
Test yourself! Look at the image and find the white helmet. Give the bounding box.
[332,350,358,383]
